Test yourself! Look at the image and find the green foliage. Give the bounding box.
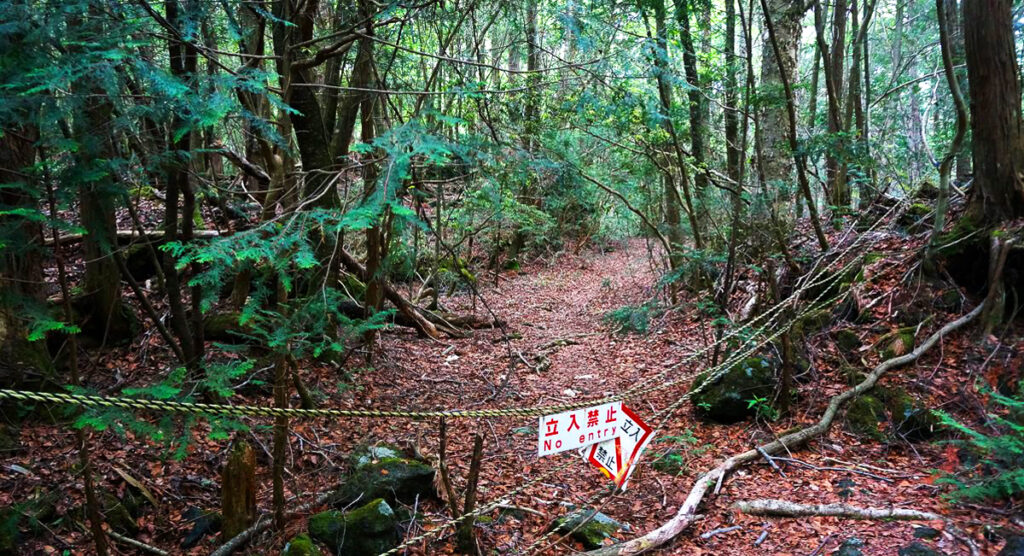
[935,387,1024,504]
[602,302,661,335]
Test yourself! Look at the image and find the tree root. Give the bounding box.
[585,302,984,556]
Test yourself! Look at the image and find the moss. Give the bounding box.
[898,541,945,556]
[841,366,866,386]
[846,395,887,440]
[864,252,884,265]
[282,533,322,556]
[0,425,16,454]
[881,327,916,359]
[883,389,939,440]
[101,492,139,535]
[334,458,435,508]
[550,508,623,549]
[0,507,18,555]
[351,445,403,468]
[309,499,399,556]
[834,329,862,354]
[792,309,831,340]
[691,357,775,424]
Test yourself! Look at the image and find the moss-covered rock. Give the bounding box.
[792,309,832,342]
[333,458,435,508]
[282,533,322,556]
[880,388,939,440]
[0,507,19,555]
[834,329,862,355]
[351,445,403,468]
[549,508,624,549]
[898,203,932,233]
[691,357,775,424]
[898,541,946,556]
[881,327,916,360]
[102,491,139,535]
[0,425,16,454]
[309,499,399,556]
[846,395,887,440]
[999,534,1024,555]
[835,537,865,556]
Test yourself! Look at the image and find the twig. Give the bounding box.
[808,533,834,556]
[107,531,170,556]
[699,525,742,540]
[209,490,333,556]
[754,530,769,546]
[495,503,546,517]
[757,447,786,477]
[769,456,893,482]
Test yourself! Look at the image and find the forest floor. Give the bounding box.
[2,231,1021,555]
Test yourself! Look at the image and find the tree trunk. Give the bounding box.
[0,123,51,385]
[674,0,708,193]
[962,0,1024,223]
[825,0,849,207]
[758,0,803,200]
[221,437,257,540]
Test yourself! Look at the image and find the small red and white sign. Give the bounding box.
[537,401,622,457]
[581,404,654,490]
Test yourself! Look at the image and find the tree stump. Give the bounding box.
[221,436,256,540]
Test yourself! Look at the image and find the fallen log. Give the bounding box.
[45,229,222,246]
[585,302,985,556]
[337,248,441,339]
[734,499,942,521]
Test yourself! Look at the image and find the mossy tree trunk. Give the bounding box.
[221,436,257,540]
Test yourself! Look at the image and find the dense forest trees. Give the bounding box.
[1,0,1023,554]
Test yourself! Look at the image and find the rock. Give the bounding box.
[352,445,402,468]
[181,507,221,549]
[833,537,865,556]
[913,526,941,540]
[898,203,932,233]
[834,328,862,354]
[549,508,625,549]
[933,288,962,312]
[878,387,939,440]
[998,535,1024,555]
[898,541,946,556]
[282,533,323,556]
[846,395,887,440]
[691,357,775,424]
[0,507,19,555]
[309,498,399,556]
[102,491,139,535]
[881,327,916,360]
[0,424,16,454]
[334,457,435,508]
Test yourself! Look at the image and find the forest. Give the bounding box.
[1,0,1023,554]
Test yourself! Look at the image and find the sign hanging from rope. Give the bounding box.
[581,404,654,490]
[537,401,654,489]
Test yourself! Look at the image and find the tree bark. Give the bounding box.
[758,0,803,198]
[962,0,1024,223]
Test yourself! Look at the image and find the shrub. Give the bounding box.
[934,387,1024,503]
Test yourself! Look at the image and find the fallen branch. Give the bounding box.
[699,525,742,540]
[107,530,170,556]
[585,302,984,556]
[209,490,333,556]
[45,229,221,246]
[734,499,941,521]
